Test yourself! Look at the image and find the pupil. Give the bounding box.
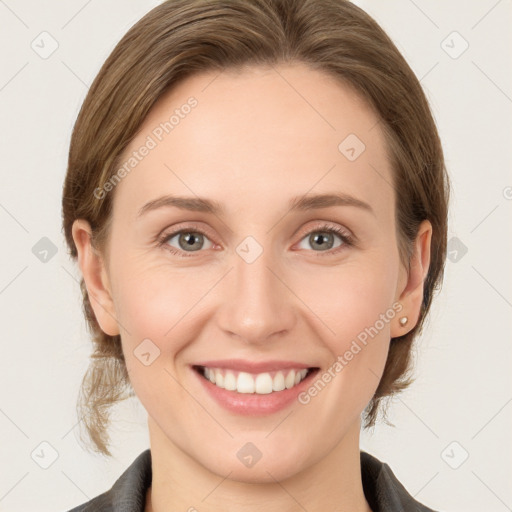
[312,232,332,251]
[182,232,201,250]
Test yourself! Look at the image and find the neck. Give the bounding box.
[145,417,372,512]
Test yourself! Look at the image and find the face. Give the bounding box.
[74,63,430,482]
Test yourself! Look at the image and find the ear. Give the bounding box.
[391,219,432,337]
[71,219,120,337]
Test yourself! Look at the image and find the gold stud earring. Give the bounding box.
[399,316,408,327]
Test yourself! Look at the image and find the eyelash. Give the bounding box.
[157,223,354,258]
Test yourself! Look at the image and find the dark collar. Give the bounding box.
[68,449,438,512]
[360,451,438,511]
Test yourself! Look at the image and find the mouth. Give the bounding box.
[192,365,320,395]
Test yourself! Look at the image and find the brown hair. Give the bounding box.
[62,0,449,456]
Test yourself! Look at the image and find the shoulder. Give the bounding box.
[66,449,152,512]
[360,450,440,512]
[67,492,111,512]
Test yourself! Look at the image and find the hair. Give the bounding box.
[62,0,449,457]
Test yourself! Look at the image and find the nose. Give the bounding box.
[216,244,297,345]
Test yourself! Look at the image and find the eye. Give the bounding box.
[296,223,354,255]
[158,222,354,258]
[158,228,214,257]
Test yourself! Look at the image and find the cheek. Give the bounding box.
[113,256,214,340]
[296,256,398,406]
[292,265,397,427]
[298,257,399,344]
[113,268,200,412]
[112,264,219,385]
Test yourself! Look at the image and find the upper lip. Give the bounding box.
[193,359,318,373]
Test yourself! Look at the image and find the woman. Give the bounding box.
[62,0,449,510]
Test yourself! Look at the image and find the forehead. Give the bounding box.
[112,63,394,222]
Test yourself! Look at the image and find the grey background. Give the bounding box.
[0,1,511,511]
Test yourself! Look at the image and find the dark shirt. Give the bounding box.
[67,449,439,511]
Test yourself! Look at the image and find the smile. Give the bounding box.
[195,366,315,394]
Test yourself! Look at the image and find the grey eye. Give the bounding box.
[297,230,344,252]
[166,231,214,252]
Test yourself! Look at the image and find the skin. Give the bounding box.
[73,63,432,512]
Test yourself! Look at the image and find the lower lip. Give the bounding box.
[192,367,319,416]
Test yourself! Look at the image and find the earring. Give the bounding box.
[399,316,408,327]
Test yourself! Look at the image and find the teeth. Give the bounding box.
[237,372,255,393]
[201,367,310,394]
[215,369,224,388]
[273,371,285,391]
[224,371,237,391]
[255,373,273,394]
[285,370,295,389]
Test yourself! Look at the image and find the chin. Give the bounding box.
[196,438,312,484]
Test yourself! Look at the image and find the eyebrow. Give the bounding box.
[137,192,375,218]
